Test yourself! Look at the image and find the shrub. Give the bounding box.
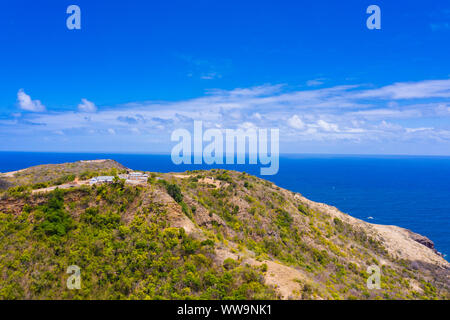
[32,182,49,190]
[35,189,73,237]
[223,258,238,270]
[260,263,268,273]
[275,208,293,228]
[180,201,192,219]
[216,172,232,183]
[166,183,183,203]
[333,218,345,233]
[7,185,30,198]
[201,239,215,247]
[54,174,75,185]
[297,203,310,216]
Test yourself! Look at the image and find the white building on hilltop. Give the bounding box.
[128,172,149,181]
[89,176,114,185]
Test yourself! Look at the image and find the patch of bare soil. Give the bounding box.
[213,245,309,299]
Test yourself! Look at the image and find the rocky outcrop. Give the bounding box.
[407,230,444,257]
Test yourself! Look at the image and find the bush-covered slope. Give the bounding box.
[0,186,275,300]
[173,170,450,299]
[0,159,126,190]
[0,162,448,300]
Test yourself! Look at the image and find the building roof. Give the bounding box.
[96,176,114,181]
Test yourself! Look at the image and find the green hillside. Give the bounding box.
[0,162,448,300]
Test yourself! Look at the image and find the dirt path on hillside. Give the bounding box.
[31,180,90,194]
[213,245,308,299]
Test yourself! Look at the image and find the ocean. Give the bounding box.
[0,151,449,259]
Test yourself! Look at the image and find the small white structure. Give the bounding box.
[128,172,148,181]
[90,176,114,185]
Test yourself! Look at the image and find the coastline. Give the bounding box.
[0,153,449,259]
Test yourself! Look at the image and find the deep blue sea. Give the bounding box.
[0,152,449,259]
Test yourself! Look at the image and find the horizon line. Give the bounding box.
[1,150,450,158]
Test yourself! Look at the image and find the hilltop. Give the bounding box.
[0,159,126,190]
[0,160,448,300]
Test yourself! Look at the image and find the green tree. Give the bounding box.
[166,183,183,203]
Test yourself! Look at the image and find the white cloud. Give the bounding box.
[430,23,450,31]
[177,54,230,80]
[207,84,283,98]
[306,79,325,87]
[406,127,434,133]
[348,108,423,120]
[200,72,221,80]
[78,99,97,113]
[252,112,262,120]
[316,120,340,132]
[287,115,306,130]
[357,79,450,99]
[17,89,46,112]
[434,104,450,116]
[238,122,257,130]
[5,79,450,152]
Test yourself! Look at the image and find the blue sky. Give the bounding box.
[0,0,449,154]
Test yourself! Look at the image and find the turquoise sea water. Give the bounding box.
[0,152,448,259]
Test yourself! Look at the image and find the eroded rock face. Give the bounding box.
[407,230,444,257]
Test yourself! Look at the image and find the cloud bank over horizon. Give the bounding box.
[1,79,450,155]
